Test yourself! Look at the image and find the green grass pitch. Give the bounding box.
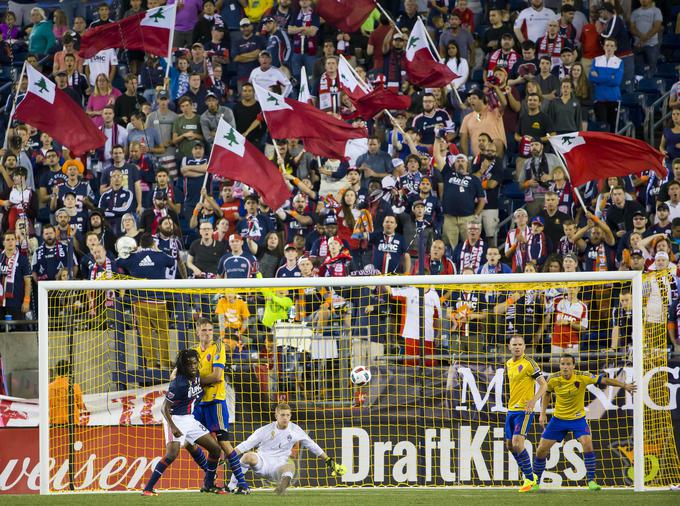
[2,489,679,506]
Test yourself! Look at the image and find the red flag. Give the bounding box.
[208,118,291,209]
[14,65,106,156]
[253,84,367,160]
[403,18,458,88]
[316,0,376,33]
[78,5,175,59]
[548,132,667,187]
[353,87,412,120]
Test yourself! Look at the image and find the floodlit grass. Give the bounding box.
[3,488,679,506]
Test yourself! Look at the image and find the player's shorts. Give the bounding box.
[250,452,288,482]
[163,414,209,445]
[193,400,230,434]
[541,416,591,442]
[505,410,534,440]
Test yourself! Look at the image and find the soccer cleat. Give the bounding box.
[200,486,228,495]
[275,476,292,495]
[233,485,251,495]
[141,490,158,496]
[670,484,680,491]
[530,483,541,492]
[518,474,538,493]
[588,480,602,491]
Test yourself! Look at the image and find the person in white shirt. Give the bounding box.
[227,403,344,494]
[248,50,293,97]
[514,0,558,43]
[84,48,118,87]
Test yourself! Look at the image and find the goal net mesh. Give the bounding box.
[42,272,680,492]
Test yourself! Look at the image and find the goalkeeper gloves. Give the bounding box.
[325,457,346,477]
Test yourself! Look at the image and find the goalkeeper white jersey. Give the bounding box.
[236,422,324,461]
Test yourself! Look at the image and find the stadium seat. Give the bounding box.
[637,78,664,94]
[656,62,678,79]
[588,120,611,132]
[471,68,484,86]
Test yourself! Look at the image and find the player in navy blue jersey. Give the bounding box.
[143,349,227,496]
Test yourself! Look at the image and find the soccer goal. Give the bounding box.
[37,271,680,494]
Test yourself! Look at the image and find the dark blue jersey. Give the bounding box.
[275,264,301,278]
[32,242,77,281]
[117,248,175,279]
[217,251,258,278]
[369,232,408,274]
[166,374,203,416]
[155,236,183,279]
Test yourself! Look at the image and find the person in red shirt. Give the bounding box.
[452,0,474,34]
[579,6,605,75]
[218,181,242,233]
[549,286,588,357]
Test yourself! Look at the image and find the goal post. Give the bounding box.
[36,271,679,493]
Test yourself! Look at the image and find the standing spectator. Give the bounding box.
[537,191,572,249]
[514,0,558,44]
[172,97,203,160]
[504,208,531,273]
[547,79,581,134]
[485,33,519,80]
[548,286,587,356]
[289,0,319,80]
[0,230,31,321]
[396,0,419,32]
[605,186,645,239]
[599,4,633,87]
[453,220,487,273]
[444,41,469,91]
[367,15,391,71]
[114,75,145,127]
[472,142,503,247]
[236,195,274,251]
[412,93,452,147]
[233,83,263,146]
[262,15,292,70]
[83,46,118,87]
[589,38,623,132]
[187,221,227,278]
[231,18,265,90]
[200,91,236,144]
[32,224,77,281]
[536,18,569,68]
[480,8,515,57]
[218,233,258,279]
[439,12,475,67]
[86,74,122,128]
[459,89,505,156]
[53,32,83,74]
[27,7,55,56]
[100,145,143,215]
[316,55,341,113]
[173,0,203,48]
[435,146,485,250]
[574,212,617,271]
[248,50,292,97]
[382,31,406,92]
[98,167,134,232]
[62,55,89,107]
[536,56,560,100]
[579,6,604,76]
[181,72,209,114]
[630,0,663,76]
[367,215,410,274]
[356,137,393,178]
[147,91,178,178]
[660,110,680,169]
[179,142,209,222]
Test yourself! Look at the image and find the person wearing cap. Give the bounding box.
[459,90,505,157]
[217,234,258,279]
[647,203,672,237]
[381,28,407,91]
[192,0,224,45]
[261,14,292,71]
[200,91,236,144]
[248,48,293,97]
[275,243,302,278]
[526,216,549,267]
[485,30,520,79]
[235,195,273,249]
[513,0,558,44]
[140,189,181,236]
[434,146,485,250]
[551,45,575,81]
[52,65,83,107]
[309,214,340,261]
[232,18,266,86]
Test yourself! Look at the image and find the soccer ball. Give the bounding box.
[350,365,371,386]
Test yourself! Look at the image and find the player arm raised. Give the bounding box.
[599,376,637,394]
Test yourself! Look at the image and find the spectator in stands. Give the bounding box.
[86,74,122,128]
[606,186,645,238]
[412,93,452,147]
[439,12,475,68]
[289,0,319,80]
[518,138,559,215]
[187,221,227,278]
[537,18,569,69]
[218,233,258,279]
[485,32,519,80]
[27,7,55,56]
[536,56,560,100]
[514,0,557,44]
[172,96,203,160]
[547,285,587,356]
[665,181,680,222]
[591,2,635,86]
[396,0,419,32]
[100,144,143,215]
[98,167,134,232]
[366,214,410,274]
[32,224,77,281]
[459,90,505,157]
[630,0,663,77]
[232,18,265,89]
[382,31,406,92]
[249,49,292,97]
[660,110,680,168]
[454,219,486,274]
[261,15,292,71]
[356,137,393,178]
[574,212,617,271]
[200,91,235,144]
[590,38,623,132]
[472,141,502,247]
[114,74,145,127]
[481,8,515,58]
[548,79,581,134]
[0,230,31,321]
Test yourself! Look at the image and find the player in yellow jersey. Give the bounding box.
[505,336,547,493]
[532,353,636,492]
[191,318,250,494]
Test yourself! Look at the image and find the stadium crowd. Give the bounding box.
[0,0,679,356]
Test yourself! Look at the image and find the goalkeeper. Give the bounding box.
[227,403,345,494]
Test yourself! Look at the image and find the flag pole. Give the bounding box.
[416,16,462,105]
[549,135,589,215]
[339,54,372,94]
[384,109,407,136]
[3,61,27,149]
[271,138,286,173]
[164,5,177,84]
[373,1,400,30]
